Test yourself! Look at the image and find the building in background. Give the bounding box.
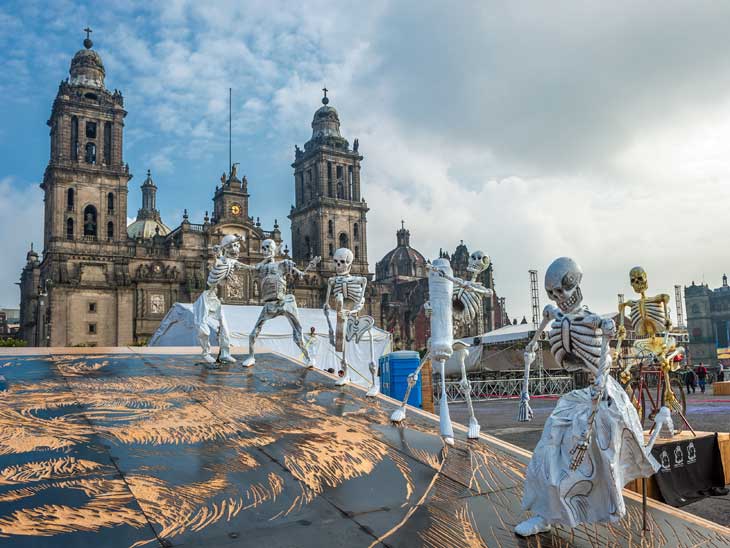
[19,34,377,346]
[685,274,730,367]
[375,225,509,352]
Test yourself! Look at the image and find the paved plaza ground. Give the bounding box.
[441,389,730,527]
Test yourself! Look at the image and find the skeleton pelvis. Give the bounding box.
[345,315,374,343]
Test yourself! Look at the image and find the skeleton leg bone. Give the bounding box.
[438,358,454,446]
[335,316,351,386]
[197,321,217,365]
[242,310,267,368]
[218,313,236,364]
[457,348,480,439]
[284,309,315,368]
[390,354,429,422]
[366,328,379,397]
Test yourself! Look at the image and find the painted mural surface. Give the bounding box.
[0,354,726,547]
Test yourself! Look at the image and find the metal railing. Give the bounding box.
[434,375,574,403]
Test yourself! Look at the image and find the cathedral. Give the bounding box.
[19,33,377,346]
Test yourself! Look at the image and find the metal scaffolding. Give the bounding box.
[674,285,685,328]
[529,269,544,391]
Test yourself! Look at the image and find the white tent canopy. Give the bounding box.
[149,303,392,388]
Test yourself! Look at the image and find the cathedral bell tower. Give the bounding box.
[288,89,369,275]
[42,29,130,250]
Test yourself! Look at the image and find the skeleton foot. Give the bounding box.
[304,355,316,369]
[390,406,407,423]
[442,436,455,446]
[241,356,256,368]
[366,384,380,398]
[335,375,350,387]
[219,350,236,364]
[515,516,551,537]
[467,417,481,439]
[201,353,217,365]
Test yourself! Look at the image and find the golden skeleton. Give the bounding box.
[615,266,683,411]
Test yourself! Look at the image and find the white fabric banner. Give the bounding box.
[149,303,392,388]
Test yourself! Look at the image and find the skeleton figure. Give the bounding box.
[241,239,320,368]
[323,248,378,395]
[615,267,684,411]
[390,251,492,443]
[193,234,247,366]
[514,257,662,537]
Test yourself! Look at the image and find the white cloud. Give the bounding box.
[0,178,43,307]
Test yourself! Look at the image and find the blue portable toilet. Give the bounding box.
[379,350,422,407]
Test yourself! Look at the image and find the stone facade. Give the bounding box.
[288,91,369,277]
[685,274,730,366]
[19,36,376,347]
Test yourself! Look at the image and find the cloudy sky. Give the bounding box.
[2,0,730,322]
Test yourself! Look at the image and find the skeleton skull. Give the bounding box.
[630,266,648,294]
[467,250,490,274]
[261,239,277,260]
[333,247,354,275]
[220,233,242,258]
[544,257,583,313]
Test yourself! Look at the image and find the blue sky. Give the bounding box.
[3,1,730,320]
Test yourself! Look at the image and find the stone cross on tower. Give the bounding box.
[83,27,93,49]
[322,87,329,105]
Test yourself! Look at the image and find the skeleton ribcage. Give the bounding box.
[333,276,365,307]
[629,301,666,336]
[207,258,236,287]
[452,286,482,326]
[548,315,602,371]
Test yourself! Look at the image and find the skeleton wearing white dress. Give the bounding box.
[390,251,492,443]
[324,248,378,396]
[241,239,320,368]
[514,257,663,537]
[193,234,246,366]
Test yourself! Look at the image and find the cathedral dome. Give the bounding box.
[69,34,105,89]
[127,218,172,239]
[376,223,428,281]
[305,89,349,151]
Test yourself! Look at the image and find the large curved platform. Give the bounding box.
[0,348,728,547]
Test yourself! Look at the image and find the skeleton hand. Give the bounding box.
[406,372,418,387]
[569,433,591,470]
[616,325,626,339]
[323,302,330,312]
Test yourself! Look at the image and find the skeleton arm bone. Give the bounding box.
[517,306,556,422]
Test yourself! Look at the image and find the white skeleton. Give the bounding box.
[390,251,492,443]
[514,257,666,537]
[324,248,378,396]
[193,233,247,366]
[241,239,320,368]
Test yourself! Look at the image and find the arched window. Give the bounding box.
[107,192,114,212]
[66,218,74,240]
[304,236,312,259]
[67,188,75,211]
[328,220,333,236]
[83,205,97,238]
[339,232,349,249]
[85,142,96,164]
[353,223,359,239]
[355,246,359,259]
[328,243,333,257]
[107,221,114,240]
[70,116,78,160]
[337,181,344,199]
[103,121,112,164]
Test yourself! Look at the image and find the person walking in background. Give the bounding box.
[685,364,696,394]
[719,361,725,382]
[696,362,708,394]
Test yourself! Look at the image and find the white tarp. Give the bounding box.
[149,303,392,388]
